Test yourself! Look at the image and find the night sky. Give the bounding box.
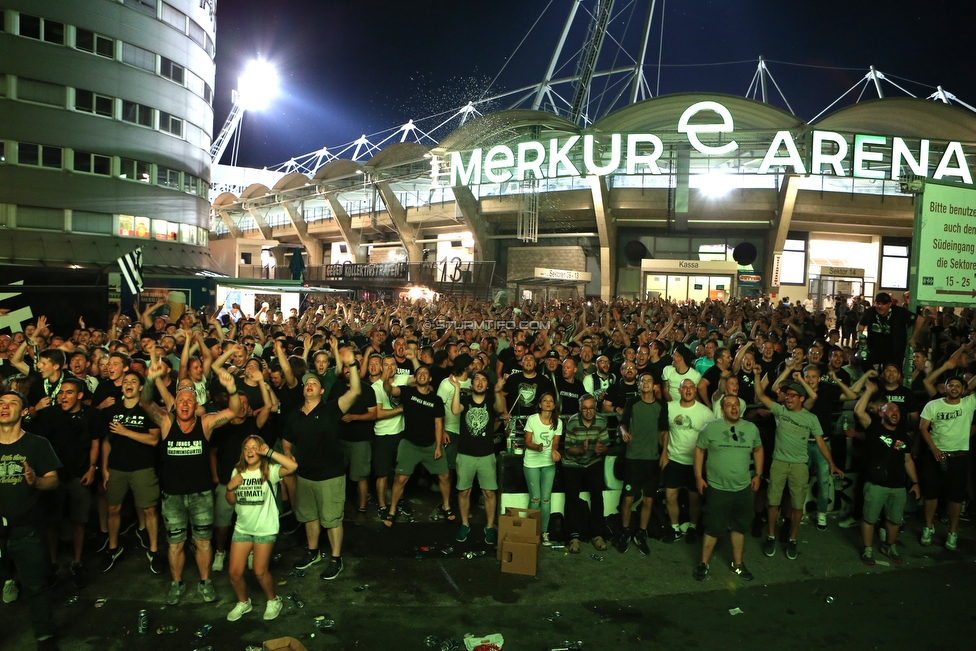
[213,0,976,169]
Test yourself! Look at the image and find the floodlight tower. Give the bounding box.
[210,60,279,165]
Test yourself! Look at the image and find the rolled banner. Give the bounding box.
[166,291,186,322]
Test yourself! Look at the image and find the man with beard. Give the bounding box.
[562,394,612,553]
[142,363,240,604]
[853,386,918,565]
[500,354,555,440]
[693,395,764,582]
[450,371,502,544]
[30,378,103,589]
[382,365,450,525]
[583,355,615,405]
[101,370,162,574]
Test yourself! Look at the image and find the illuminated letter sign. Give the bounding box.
[759,131,806,175]
[677,101,738,156]
[626,134,663,174]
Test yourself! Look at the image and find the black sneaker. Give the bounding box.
[101,546,123,573]
[615,533,630,553]
[134,527,150,550]
[684,527,699,545]
[147,550,164,575]
[693,562,709,581]
[634,531,650,556]
[730,562,755,581]
[763,536,776,557]
[70,562,88,589]
[661,529,684,544]
[294,549,322,570]
[786,540,798,560]
[320,557,343,580]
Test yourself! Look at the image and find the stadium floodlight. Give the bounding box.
[211,59,280,165]
[237,59,279,111]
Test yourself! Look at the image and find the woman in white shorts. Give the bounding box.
[225,435,297,622]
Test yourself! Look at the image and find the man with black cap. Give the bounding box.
[857,292,920,370]
[753,370,844,560]
[541,350,561,385]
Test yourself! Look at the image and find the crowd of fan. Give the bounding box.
[1,291,973,648]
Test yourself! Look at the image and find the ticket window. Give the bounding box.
[645,273,731,302]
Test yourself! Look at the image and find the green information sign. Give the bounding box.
[911,178,976,307]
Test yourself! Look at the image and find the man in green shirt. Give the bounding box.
[693,395,763,581]
[754,372,843,560]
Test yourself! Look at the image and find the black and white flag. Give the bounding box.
[118,247,144,294]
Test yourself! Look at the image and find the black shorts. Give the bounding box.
[663,461,696,491]
[702,487,754,538]
[920,453,969,503]
[623,459,661,499]
[371,434,403,478]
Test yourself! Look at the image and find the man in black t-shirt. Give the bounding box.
[280,348,362,581]
[449,372,501,544]
[858,292,918,369]
[500,354,555,438]
[329,361,378,525]
[853,389,919,565]
[555,358,584,419]
[101,370,162,575]
[0,389,61,645]
[31,378,103,588]
[382,365,449,526]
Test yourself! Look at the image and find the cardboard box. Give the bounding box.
[264,637,308,651]
[496,508,542,560]
[501,533,540,576]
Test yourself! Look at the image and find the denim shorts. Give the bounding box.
[231,531,277,545]
[161,491,214,544]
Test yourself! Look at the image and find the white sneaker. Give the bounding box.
[946,532,959,551]
[2,580,18,604]
[247,550,254,570]
[212,550,226,572]
[816,513,827,531]
[263,596,283,621]
[227,599,253,622]
[541,532,552,547]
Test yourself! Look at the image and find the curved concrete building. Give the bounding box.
[0,0,217,270]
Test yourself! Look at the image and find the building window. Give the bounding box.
[18,143,63,168]
[780,237,807,285]
[188,20,206,47]
[161,3,186,31]
[123,0,157,17]
[120,158,152,182]
[880,237,911,290]
[74,89,114,117]
[204,82,212,104]
[159,111,183,137]
[160,57,185,84]
[205,33,215,58]
[121,100,154,127]
[17,78,65,107]
[17,205,64,230]
[75,28,115,58]
[157,166,180,189]
[71,211,113,235]
[122,42,155,72]
[17,14,41,39]
[73,151,112,175]
[43,19,65,44]
[186,70,205,97]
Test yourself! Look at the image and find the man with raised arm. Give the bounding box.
[141,362,239,605]
[281,348,361,581]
